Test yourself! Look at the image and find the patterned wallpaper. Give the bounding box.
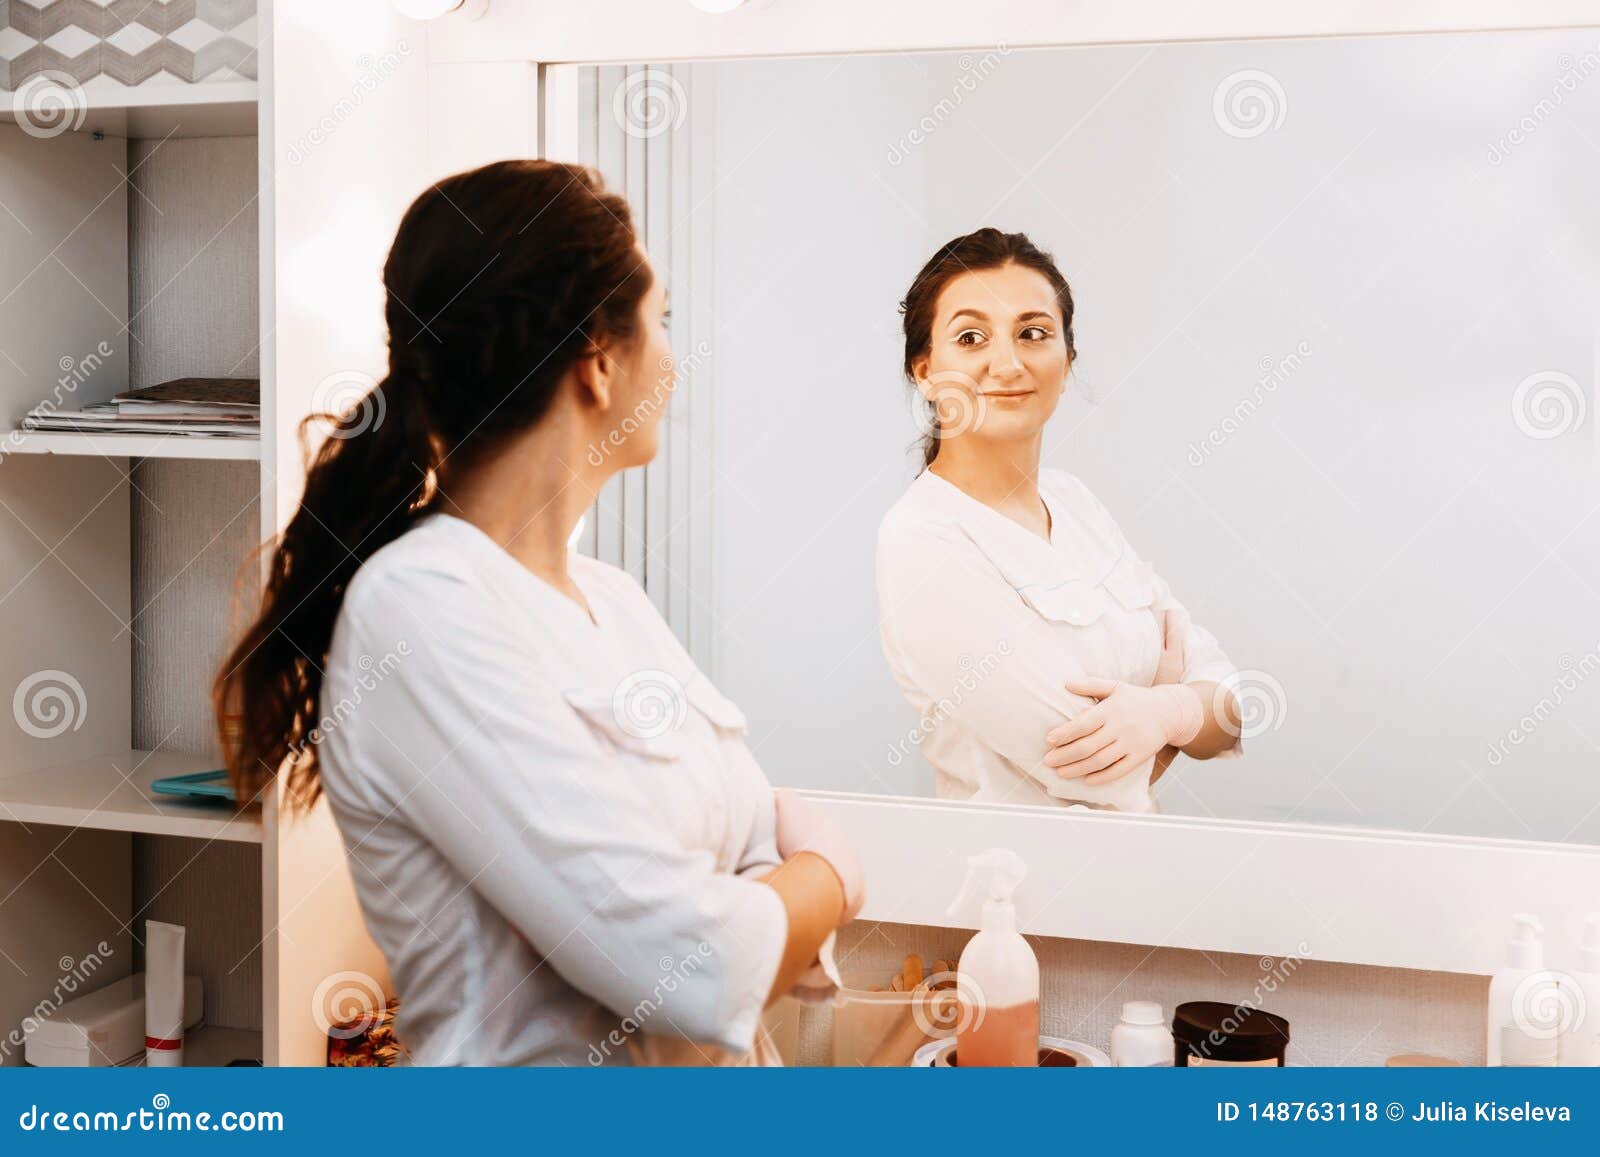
[0,0,257,90]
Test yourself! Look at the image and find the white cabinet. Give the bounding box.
[0,0,494,1067]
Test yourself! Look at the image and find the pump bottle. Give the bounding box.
[1487,913,1555,1066]
[947,849,1039,1067]
[1558,914,1600,1066]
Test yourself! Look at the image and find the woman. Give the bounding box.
[876,228,1243,813]
[214,160,861,1066]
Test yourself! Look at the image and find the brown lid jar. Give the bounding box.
[1173,1000,1290,1066]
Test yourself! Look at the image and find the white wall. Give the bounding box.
[697,29,1600,842]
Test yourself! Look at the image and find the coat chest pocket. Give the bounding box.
[1013,551,1158,626]
[563,676,689,761]
[563,672,749,761]
[683,676,749,735]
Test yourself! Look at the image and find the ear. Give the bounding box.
[910,354,932,399]
[571,341,615,410]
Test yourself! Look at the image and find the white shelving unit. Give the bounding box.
[0,82,259,139]
[3,431,261,460]
[0,750,260,844]
[0,72,277,1063]
[1,0,537,1069]
[0,1,451,1069]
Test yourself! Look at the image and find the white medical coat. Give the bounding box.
[876,468,1241,812]
[316,512,787,1065]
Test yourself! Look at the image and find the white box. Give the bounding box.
[23,973,203,1067]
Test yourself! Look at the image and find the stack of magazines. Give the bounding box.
[21,378,260,438]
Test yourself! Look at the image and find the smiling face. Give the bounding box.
[911,261,1071,451]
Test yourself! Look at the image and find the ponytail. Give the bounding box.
[214,378,435,811]
[214,160,646,812]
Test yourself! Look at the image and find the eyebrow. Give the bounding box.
[946,308,1057,326]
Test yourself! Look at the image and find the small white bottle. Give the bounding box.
[1558,913,1600,1066]
[1487,913,1555,1066]
[947,849,1039,1067]
[1111,1001,1173,1066]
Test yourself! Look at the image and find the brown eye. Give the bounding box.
[955,329,985,346]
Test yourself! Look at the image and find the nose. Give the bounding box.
[987,338,1024,384]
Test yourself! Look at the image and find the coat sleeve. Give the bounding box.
[1070,479,1245,759]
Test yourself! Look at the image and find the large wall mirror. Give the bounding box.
[563,27,1599,846]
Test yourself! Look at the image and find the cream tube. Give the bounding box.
[145,921,186,1067]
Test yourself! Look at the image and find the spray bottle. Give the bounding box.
[947,849,1039,1067]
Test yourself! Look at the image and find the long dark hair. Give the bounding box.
[214,159,649,813]
[899,227,1077,467]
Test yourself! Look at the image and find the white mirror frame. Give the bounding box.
[425,0,1600,978]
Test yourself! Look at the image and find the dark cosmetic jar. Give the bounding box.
[1172,1001,1290,1067]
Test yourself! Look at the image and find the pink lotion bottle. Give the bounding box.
[948,849,1039,1067]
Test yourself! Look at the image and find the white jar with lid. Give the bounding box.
[1111,1000,1173,1066]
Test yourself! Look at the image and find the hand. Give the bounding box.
[1152,607,1189,686]
[773,788,864,923]
[787,931,844,1004]
[1150,608,1189,785]
[1045,678,1204,786]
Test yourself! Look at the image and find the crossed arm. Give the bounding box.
[880,525,1243,802]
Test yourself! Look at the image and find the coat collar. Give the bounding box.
[910,468,1123,590]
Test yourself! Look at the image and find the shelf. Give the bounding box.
[92,1026,266,1068]
[0,81,259,139]
[0,750,260,844]
[2,430,260,461]
[183,1025,265,1068]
